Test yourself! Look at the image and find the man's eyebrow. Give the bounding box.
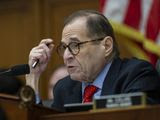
[60,37,80,44]
[70,38,80,42]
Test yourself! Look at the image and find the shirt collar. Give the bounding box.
[82,61,112,92]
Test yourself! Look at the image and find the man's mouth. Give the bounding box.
[67,66,76,72]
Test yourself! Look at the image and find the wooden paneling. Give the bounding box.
[0,0,41,67]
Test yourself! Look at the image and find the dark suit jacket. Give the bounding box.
[0,107,6,120]
[52,57,160,110]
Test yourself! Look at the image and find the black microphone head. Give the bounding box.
[11,64,30,76]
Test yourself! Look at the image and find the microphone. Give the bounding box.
[0,64,30,76]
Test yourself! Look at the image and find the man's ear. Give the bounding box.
[103,36,113,57]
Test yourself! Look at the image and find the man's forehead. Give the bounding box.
[61,19,89,43]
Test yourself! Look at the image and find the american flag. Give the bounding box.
[100,0,160,65]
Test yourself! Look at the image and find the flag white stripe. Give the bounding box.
[139,0,153,35]
[103,0,129,23]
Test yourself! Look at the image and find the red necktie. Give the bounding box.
[83,85,98,103]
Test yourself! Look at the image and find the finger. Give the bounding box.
[34,38,54,54]
[40,38,54,46]
[34,49,48,62]
[29,39,54,65]
[38,44,52,59]
[48,44,54,51]
[30,52,47,64]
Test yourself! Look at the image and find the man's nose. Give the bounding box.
[63,48,74,60]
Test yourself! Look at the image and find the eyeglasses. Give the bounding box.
[57,37,105,56]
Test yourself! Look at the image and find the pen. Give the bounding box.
[32,43,51,68]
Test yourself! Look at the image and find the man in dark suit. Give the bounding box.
[26,10,160,110]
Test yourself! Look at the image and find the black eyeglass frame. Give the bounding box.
[57,37,105,56]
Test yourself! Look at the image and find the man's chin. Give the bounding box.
[70,73,84,82]
[70,73,88,82]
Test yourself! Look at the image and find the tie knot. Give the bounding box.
[83,85,98,103]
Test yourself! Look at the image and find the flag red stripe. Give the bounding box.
[145,0,160,65]
[124,0,141,30]
[146,0,160,41]
[99,0,107,12]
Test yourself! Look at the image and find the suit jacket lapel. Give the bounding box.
[101,57,122,95]
[65,80,82,104]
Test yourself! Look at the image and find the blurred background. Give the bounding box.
[0,0,159,99]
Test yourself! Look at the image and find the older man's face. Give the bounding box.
[61,18,107,82]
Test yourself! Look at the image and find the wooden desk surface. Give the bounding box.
[42,105,160,120]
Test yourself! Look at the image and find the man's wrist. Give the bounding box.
[26,73,40,93]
